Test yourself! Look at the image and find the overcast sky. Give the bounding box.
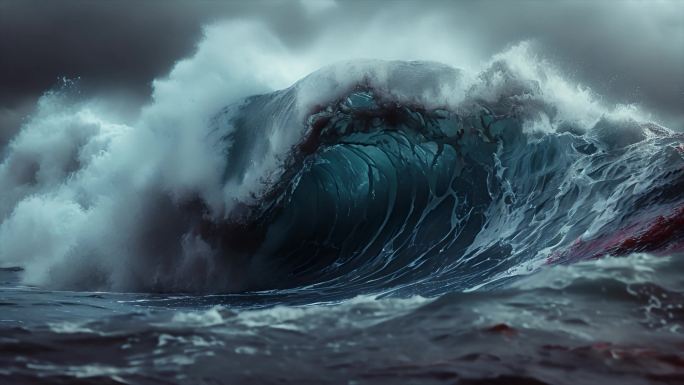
[1,0,682,145]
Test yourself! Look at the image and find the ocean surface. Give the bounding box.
[1,47,683,384]
[1,253,684,384]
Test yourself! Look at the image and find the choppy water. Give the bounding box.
[2,253,684,385]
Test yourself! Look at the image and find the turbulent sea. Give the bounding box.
[1,254,684,384]
[1,29,683,384]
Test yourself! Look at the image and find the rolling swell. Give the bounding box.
[195,61,684,296]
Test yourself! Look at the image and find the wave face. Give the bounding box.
[0,47,682,296]
[201,60,684,296]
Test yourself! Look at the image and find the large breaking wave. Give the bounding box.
[1,22,682,295]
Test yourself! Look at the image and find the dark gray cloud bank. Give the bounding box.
[0,0,682,146]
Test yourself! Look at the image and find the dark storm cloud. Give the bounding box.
[0,0,682,145]
[0,0,317,144]
[0,0,322,105]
